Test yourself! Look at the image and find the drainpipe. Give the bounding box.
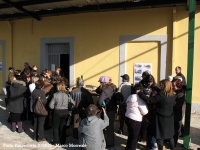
[172,7,176,76]
[8,20,13,67]
[183,0,196,148]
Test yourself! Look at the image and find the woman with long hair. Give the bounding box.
[49,83,75,145]
[125,83,148,150]
[32,80,47,142]
[137,79,176,150]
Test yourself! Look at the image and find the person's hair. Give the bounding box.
[160,79,175,97]
[31,70,38,76]
[14,70,21,75]
[86,104,98,116]
[32,76,39,83]
[61,77,69,86]
[46,70,52,75]
[9,75,15,82]
[57,83,66,93]
[144,74,156,85]
[102,82,116,91]
[142,71,150,78]
[42,69,47,75]
[56,67,62,72]
[172,79,183,89]
[35,80,44,89]
[25,72,31,78]
[24,62,29,66]
[132,83,143,94]
[176,66,182,72]
[76,77,84,87]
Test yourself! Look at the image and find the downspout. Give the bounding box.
[172,7,176,76]
[8,20,13,67]
[183,0,196,148]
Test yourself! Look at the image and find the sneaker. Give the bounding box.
[117,129,123,135]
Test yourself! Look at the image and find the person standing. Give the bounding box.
[175,66,186,137]
[49,83,75,145]
[117,74,131,135]
[32,80,47,142]
[98,76,117,149]
[125,83,148,150]
[137,79,176,150]
[175,66,186,86]
[7,75,27,133]
[172,79,185,147]
[71,77,94,139]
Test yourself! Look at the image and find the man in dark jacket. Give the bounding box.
[175,66,186,86]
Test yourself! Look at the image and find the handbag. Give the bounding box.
[34,93,48,116]
[67,94,75,111]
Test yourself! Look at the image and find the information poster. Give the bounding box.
[134,63,152,85]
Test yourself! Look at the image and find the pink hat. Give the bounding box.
[98,76,110,83]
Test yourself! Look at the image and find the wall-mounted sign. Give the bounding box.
[134,63,152,85]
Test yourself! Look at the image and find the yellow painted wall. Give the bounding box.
[126,42,159,84]
[9,7,172,86]
[0,6,200,103]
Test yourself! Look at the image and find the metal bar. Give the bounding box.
[183,0,196,148]
[2,0,40,21]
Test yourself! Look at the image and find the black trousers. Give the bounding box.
[174,120,182,146]
[119,104,126,131]
[105,110,116,146]
[33,113,46,140]
[125,117,142,150]
[53,109,68,144]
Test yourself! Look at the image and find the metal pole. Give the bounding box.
[183,0,196,148]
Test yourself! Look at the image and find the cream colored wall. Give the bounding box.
[0,6,200,104]
[126,42,159,84]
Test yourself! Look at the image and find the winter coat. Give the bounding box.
[78,114,109,150]
[71,87,94,119]
[99,84,117,111]
[174,88,185,121]
[31,89,47,113]
[125,94,148,122]
[49,91,75,110]
[138,91,176,140]
[7,82,27,113]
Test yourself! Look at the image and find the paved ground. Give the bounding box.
[0,95,200,150]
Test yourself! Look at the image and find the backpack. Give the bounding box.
[112,92,124,105]
[34,96,48,116]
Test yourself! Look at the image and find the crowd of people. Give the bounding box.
[5,62,187,150]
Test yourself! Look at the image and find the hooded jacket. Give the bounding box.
[78,114,109,150]
[7,82,27,113]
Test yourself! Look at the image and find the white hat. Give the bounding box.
[174,76,183,81]
[167,75,173,81]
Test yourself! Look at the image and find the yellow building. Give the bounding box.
[0,2,200,113]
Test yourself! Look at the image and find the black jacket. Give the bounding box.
[7,82,27,113]
[32,88,47,113]
[174,88,185,121]
[138,91,176,140]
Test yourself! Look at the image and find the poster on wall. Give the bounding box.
[134,63,152,85]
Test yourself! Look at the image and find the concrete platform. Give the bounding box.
[0,95,199,150]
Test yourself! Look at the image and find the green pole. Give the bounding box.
[183,0,196,148]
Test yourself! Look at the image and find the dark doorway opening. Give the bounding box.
[60,54,70,85]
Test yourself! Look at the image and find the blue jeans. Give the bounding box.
[147,135,157,149]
